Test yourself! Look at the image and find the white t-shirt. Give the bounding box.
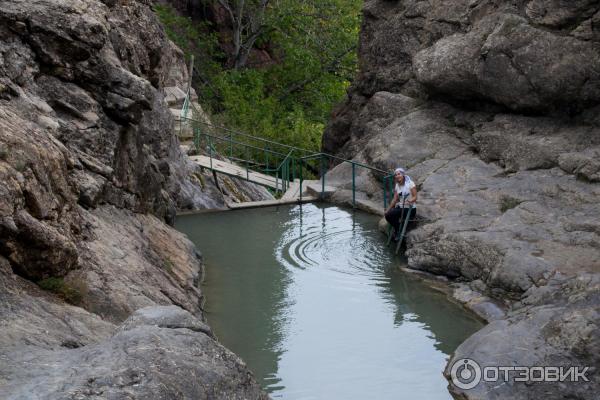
[395,179,416,206]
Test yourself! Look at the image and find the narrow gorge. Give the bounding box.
[1,0,598,399]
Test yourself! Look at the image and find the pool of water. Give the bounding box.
[175,204,482,399]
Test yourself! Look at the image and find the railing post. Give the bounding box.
[320,155,325,200]
[283,161,286,192]
[284,161,288,192]
[209,136,213,170]
[266,145,270,173]
[299,159,303,202]
[286,159,290,191]
[352,162,356,208]
[383,176,387,210]
[246,146,250,181]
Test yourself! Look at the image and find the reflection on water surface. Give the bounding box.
[176,204,482,400]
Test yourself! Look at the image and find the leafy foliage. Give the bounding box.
[154,4,222,79]
[37,277,84,305]
[155,0,361,151]
[499,195,522,213]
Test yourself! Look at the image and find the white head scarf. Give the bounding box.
[394,167,413,198]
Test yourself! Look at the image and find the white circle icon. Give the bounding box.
[450,358,482,390]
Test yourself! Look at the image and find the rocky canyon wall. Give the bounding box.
[0,0,266,398]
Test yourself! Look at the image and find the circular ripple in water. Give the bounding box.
[275,205,391,278]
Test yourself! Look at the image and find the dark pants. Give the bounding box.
[385,207,417,234]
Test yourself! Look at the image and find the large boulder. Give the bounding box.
[414,13,600,113]
[0,304,267,400]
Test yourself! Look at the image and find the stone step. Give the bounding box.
[281,179,319,201]
[180,143,193,155]
[305,182,336,198]
[164,86,187,107]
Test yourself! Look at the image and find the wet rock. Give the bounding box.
[447,274,600,400]
[118,305,213,336]
[451,282,507,322]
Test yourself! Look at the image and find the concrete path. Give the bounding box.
[227,179,318,210]
[190,155,287,190]
[226,196,317,210]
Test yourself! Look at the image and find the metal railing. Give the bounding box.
[298,153,394,209]
[186,116,297,194]
[179,95,396,209]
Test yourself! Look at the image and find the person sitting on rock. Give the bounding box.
[385,167,417,239]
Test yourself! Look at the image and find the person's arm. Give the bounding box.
[408,186,418,205]
[386,191,399,213]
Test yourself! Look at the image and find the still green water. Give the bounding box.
[175,204,482,399]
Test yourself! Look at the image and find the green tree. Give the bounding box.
[155,0,362,152]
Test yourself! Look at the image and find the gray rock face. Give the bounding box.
[414,12,600,113]
[0,255,114,353]
[447,274,600,400]
[1,0,207,282]
[323,1,600,398]
[73,205,206,323]
[0,0,268,398]
[1,304,267,400]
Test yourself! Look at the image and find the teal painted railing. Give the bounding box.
[180,100,396,209]
[297,152,393,209]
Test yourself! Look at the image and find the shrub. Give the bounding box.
[0,144,8,160]
[154,1,361,154]
[162,258,175,275]
[37,277,84,305]
[499,195,522,213]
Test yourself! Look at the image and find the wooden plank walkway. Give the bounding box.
[189,155,283,190]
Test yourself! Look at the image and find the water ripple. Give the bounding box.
[275,205,391,279]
